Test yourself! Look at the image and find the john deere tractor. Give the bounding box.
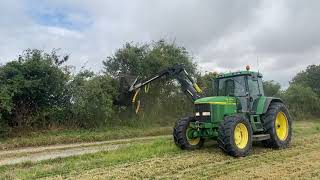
[116,65,292,157]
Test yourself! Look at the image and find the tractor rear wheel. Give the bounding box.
[173,117,204,150]
[262,102,292,148]
[217,115,253,157]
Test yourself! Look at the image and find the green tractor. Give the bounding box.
[116,65,292,157]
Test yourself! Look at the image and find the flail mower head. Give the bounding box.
[114,75,149,114]
[113,75,137,106]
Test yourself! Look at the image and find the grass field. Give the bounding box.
[0,126,172,150]
[0,120,319,179]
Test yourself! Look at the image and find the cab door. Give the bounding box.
[247,75,263,112]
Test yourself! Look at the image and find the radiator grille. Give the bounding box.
[194,104,211,122]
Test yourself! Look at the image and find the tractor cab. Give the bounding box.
[213,71,264,113]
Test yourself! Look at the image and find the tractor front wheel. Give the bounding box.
[217,115,253,157]
[173,117,204,150]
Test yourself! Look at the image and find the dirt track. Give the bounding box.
[0,135,170,166]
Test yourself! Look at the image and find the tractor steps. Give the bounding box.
[253,134,271,141]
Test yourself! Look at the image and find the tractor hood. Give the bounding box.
[194,96,236,105]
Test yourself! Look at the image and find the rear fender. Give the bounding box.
[262,97,284,114]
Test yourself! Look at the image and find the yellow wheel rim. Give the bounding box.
[186,127,200,146]
[275,112,289,141]
[234,123,249,149]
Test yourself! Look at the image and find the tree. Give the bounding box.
[197,72,217,97]
[291,64,320,96]
[282,84,320,119]
[103,40,197,123]
[0,49,70,131]
[263,80,281,97]
[103,40,196,78]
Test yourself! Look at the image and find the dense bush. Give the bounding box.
[281,84,320,119]
[68,71,118,128]
[0,49,70,135]
[291,65,320,96]
[0,41,200,135]
[263,80,281,97]
[281,65,320,119]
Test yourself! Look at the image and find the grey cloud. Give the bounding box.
[252,0,320,54]
[0,0,319,87]
[133,0,260,50]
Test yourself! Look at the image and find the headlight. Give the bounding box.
[195,112,200,116]
[202,112,211,116]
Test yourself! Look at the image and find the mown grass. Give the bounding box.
[0,126,172,150]
[292,119,320,136]
[0,119,319,179]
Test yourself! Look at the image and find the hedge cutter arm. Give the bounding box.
[129,65,202,100]
[115,64,203,109]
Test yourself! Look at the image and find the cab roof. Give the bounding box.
[216,71,263,79]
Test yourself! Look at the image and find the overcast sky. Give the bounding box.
[1,0,319,87]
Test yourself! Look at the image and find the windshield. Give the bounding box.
[216,76,247,97]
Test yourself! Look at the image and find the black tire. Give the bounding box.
[173,117,204,150]
[262,102,292,148]
[217,115,253,157]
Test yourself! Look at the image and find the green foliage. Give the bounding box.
[263,80,281,97]
[103,40,196,77]
[103,40,197,124]
[0,49,121,133]
[0,115,9,137]
[281,64,320,119]
[197,72,217,97]
[0,42,318,137]
[0,49,70,134]
[0,41,199,135]
[282,84,320,119]
[291,64,320,96]
[68,72,118,128]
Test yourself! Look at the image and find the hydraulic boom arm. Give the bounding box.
[114,65,203,107]
[128,64,202,101]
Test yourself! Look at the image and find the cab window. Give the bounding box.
[258,78,264,95]
[248,78,260,96]
[217,76,246,97]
